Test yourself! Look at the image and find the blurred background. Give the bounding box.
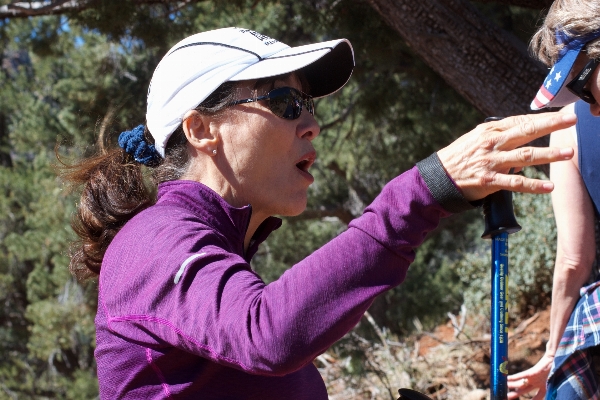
[0,0,566,398]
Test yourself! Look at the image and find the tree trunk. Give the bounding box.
[368,0,547,118]
[0,114,12,168]
[0,0,201,18]
[368,0,552,178]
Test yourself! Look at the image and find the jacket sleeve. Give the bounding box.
[100,160,473,376]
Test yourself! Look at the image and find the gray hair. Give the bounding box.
[531,0,600,65]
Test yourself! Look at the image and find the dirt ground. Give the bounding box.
[414,307,551,398]
[319,308,552,399]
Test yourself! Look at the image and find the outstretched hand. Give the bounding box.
[507,353,554,400]
[437,112,576,201]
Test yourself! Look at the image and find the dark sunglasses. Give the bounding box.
[566,58,600,104]
[229,86,315,120]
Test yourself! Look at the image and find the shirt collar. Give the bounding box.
[156,180,282,261]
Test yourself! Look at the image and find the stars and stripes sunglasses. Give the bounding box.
[566,58,600,104]
[229,86,315,120]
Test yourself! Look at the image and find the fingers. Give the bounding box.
[507,376,539,399]
[507,376,530,389]
[437,111,576,200]
[490,112,571,131]
[487,113,577,149]
[507,384,545,400]
[496,146,574,170]
[482,145,573,194]
[507,372,528,383]
[486,173,554,194]
[506,362,551,400]
[506,358,553,399]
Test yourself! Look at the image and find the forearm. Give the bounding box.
[544,125,596,356]
[546,258,592,355]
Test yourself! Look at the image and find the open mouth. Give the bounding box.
[296,159,311,172]
[295,153,315,172]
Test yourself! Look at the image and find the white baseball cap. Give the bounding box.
[146,27,355,157]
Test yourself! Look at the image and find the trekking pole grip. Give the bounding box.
[481,116,522,239]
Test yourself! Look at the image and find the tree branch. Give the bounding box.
[0,0,554,19]
[0,0,201,18]
[473,0,552,9]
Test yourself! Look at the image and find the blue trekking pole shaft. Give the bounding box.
[480,116,521,400]
[490,230,509,399]
[398,191,520,400]
[482,190,520,400]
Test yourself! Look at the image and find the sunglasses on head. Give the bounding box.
[229,86,315,120]
[566,58,600,104]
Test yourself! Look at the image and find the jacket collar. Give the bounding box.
[156,180,282,262]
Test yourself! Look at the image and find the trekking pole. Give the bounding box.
[480,116,522,400]
[398,188,521,400]
[481,186,521,400]
[398,117,521,400]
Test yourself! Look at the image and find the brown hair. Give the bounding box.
[65,82,238,281]
[65,72,307,281]
[531,0,600,65]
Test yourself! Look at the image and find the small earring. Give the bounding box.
[212,149,217,155]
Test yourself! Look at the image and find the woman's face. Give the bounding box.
[215,74,321,220]
[571,53,600,115]
[588,66,600,115]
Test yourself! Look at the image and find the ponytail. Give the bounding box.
[65,147,152,281]
[64,81,243,280]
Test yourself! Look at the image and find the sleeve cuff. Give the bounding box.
[416,153,482,214]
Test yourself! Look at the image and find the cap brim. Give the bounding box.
[229,39,354,98]
[531,45,584,110]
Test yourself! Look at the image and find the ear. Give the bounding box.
[182,110,219,156]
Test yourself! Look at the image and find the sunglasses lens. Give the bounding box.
[267,87,312,120]
[268,88,294,119]
[566,58,599,104]
[305,98,315,116]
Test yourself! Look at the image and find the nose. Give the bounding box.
[297,111,321,141]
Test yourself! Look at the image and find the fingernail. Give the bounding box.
[543,182,554,191]
[562,114,577,123]
[560,148,573,157]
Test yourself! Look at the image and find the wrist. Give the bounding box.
[417,153,478,213]
[544,345,556,358]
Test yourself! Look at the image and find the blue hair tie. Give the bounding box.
[118,125,160,166]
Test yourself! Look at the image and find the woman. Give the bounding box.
[507,1,600,399]
[67,27,575,399]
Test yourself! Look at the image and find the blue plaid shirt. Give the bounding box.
[546,281,600,399]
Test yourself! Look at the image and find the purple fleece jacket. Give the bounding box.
[95,159,467,399]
